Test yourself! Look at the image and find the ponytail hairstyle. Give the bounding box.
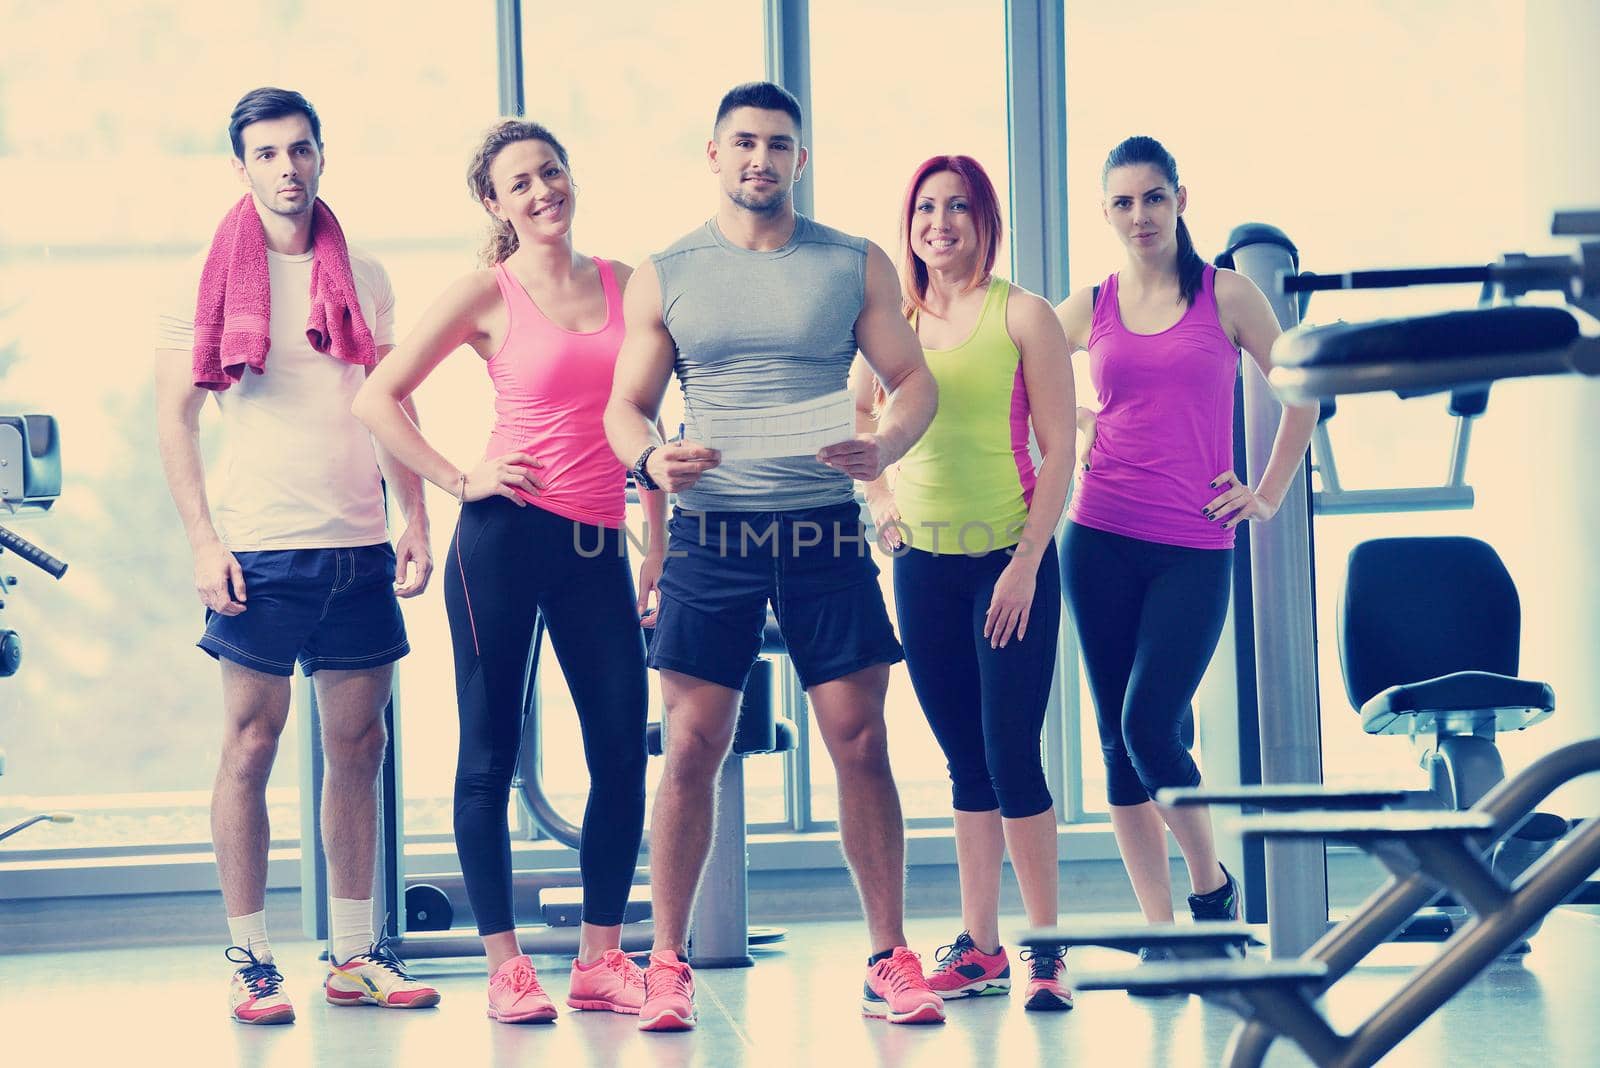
[898,154,1004,319]
[1102,135,1204,307]
[466,119,572,267]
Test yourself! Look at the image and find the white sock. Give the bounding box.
[330,897,375,964]
[227,910,272,963]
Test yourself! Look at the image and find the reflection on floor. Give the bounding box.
[5,910,1598,1067]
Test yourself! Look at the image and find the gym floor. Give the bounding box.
[5,909,1598,1067]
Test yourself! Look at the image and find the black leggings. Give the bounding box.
[1060,522,1231,807]
[893,543,1060,819]
[444,498,647,934]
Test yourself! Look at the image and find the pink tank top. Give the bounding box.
[483,257,627,528]
[1067,264,1238,549]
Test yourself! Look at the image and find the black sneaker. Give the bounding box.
[1187,863,1240,922]
[1127,945,1184,998]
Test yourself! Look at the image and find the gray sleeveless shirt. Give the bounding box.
[653,214,866,512]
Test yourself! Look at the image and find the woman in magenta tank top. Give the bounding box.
[354,121,664,1020]
[1054,136,1318,985]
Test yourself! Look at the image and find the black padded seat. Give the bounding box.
[1360,671,1555,736]
[1343,539,1524,708]
[770,718,799,752]
[1232,809,1496,841]
[761,618,786,654]
[1157,785,1408,810]
[644,718,798,758]
[1274,306,1579,368]
[1074,959,1328,993]
[645,610,797,759]
[1020,922,1253,953]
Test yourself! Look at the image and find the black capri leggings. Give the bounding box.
[1060,521,1231,807]
[892,542,1060,819]
[444,497,648,934]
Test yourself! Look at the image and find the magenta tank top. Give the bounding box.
[483,257,627,528]
[1067,263,1238,549]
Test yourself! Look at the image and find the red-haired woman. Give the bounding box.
[852,155,1077,1011]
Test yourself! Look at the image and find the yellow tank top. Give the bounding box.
[895,276,1036,554]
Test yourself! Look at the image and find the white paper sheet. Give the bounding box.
[691,389,856,460]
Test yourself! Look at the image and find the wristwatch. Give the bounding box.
[632,444,661,491]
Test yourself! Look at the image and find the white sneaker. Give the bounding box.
[324,934,442,1009]
[227,946,295,1025]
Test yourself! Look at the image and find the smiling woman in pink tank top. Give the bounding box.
[353,120,662,1021]
[1053,136,1319,984]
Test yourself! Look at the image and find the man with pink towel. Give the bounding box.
[154,86,440,1025]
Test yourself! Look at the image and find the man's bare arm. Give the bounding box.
[817,242,936,480]
[154,350,246,614]
[603,260,719,493]
[365,345,428,521]
[362,343,435,596]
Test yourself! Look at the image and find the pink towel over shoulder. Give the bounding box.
[191,195,375,391]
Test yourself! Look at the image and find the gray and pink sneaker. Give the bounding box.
[862,946,945,1024]
[925,932,1011,1000]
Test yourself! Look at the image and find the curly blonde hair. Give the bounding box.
[466,119,571,266]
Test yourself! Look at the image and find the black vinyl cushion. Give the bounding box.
[1275,306,1578,368]
[645,718,798,758]
[761,619,787,654]
[1339,537,1521,710]
[649,618,786,757]
[1449,387,1490,418]
[773,719,799,752]
[1214,223,1299,271]
[1360,671,1555,723]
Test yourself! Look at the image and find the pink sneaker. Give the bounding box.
[1020,947,1074,1012]
[568,948,645,1014]
[486,955,558,1024]
[638,951,696,1032]
[862,946,945,1024]
[925,931,1011,999]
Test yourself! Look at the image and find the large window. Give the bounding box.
[808,0,1013,822]
[3,0,1543,880]
[0,3,496,850]
[1063,0,1529,794]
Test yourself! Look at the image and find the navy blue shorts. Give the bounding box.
[197,544,410,677]
[648,501,904,690]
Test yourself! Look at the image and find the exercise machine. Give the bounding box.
[0,414,72,843]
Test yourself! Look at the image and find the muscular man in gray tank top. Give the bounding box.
[605,82,941,1031]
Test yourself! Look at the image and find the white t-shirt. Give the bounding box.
[157,246,397,551]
